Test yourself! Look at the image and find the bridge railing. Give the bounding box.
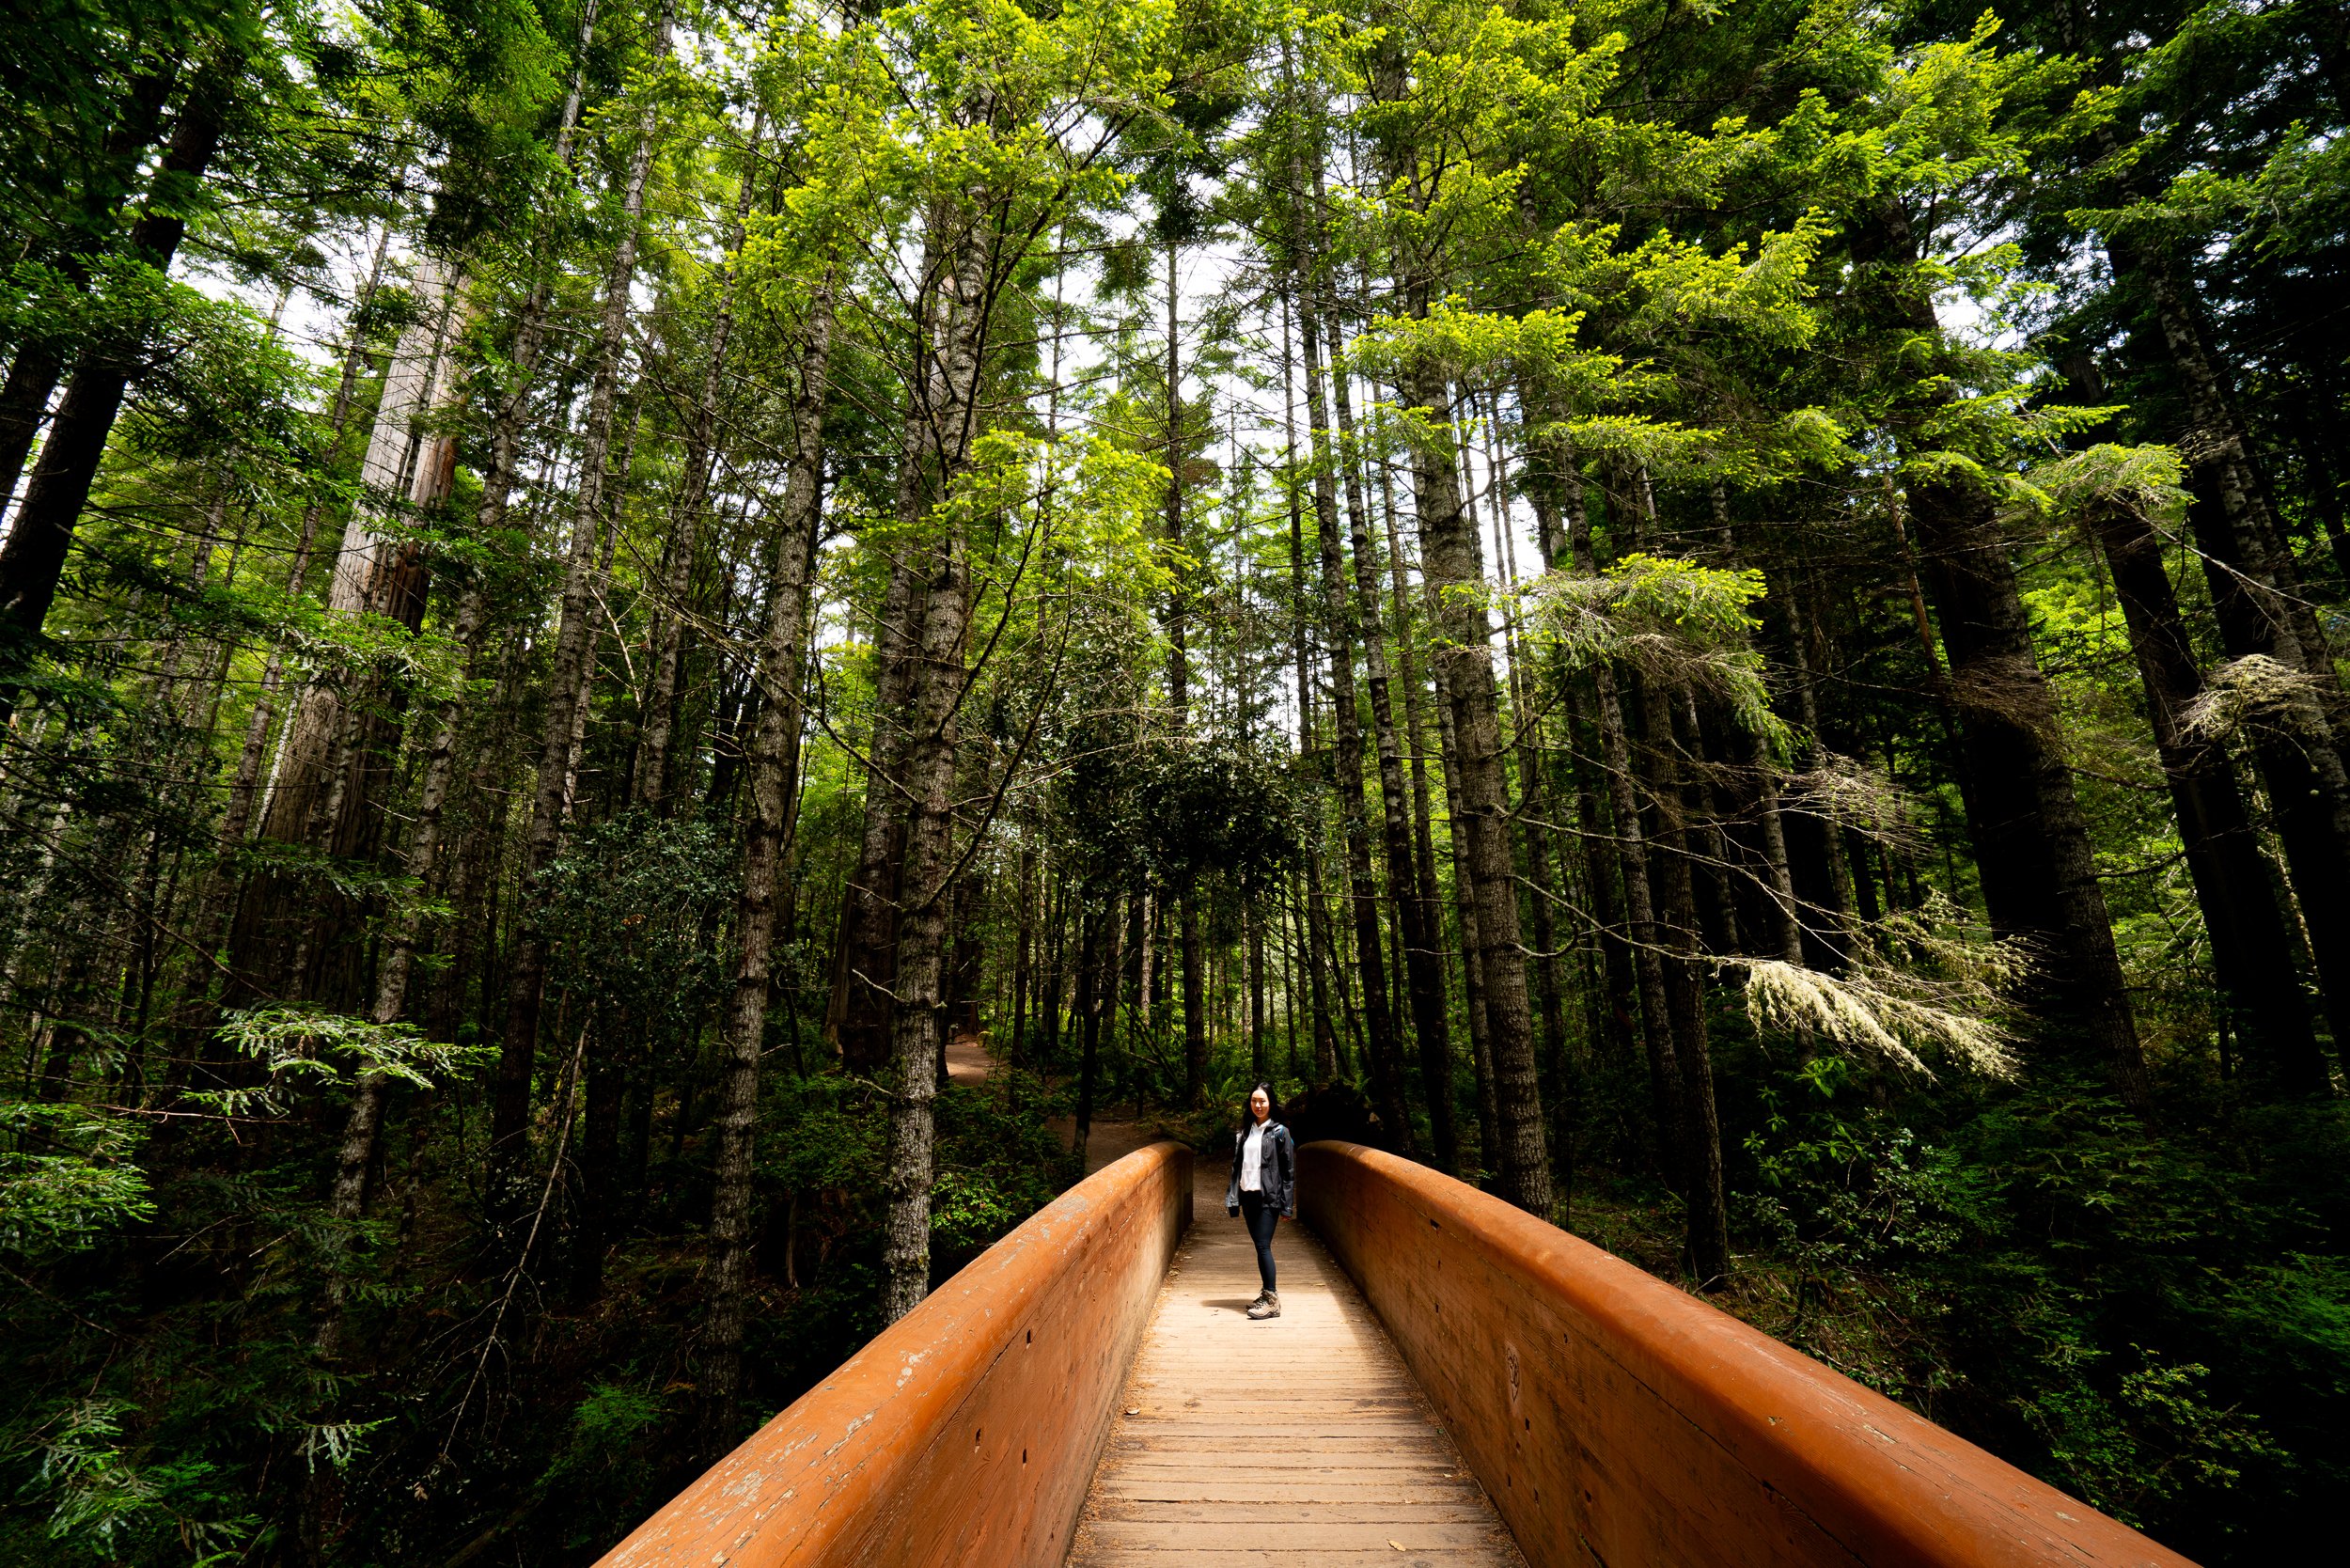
[1300,1140,2197,1568]
[596,1140,1191,1568]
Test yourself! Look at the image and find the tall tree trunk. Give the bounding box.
[1775,575,1854,969]
[317,573,492,1352]
[1365,27,1554,1202]
[2088,500,2328,1091]
[1248,902,1269,1078]
[175,228,397,1064]
[879,183,994,1322]
[1862,201,2151,1114]
[1073,900,1109,1164]
[1010,837,1036,1072]
[0,62,182,521]
[2088,268,2350,1063]
[233,259,462,1006]
[1162,241,1211,1109]
[636,118,762,812]
[1280,293,1340,1080]
[1565,469,1690,1176]
[1478,407,1571,1138]
[1427,651,1502,1176]
[834,234,955,1077]
[705,275,833,1437]
[1299,302,1409,1150]
[1527,446,1653,1042]
[1637,674,1731,1289]
[1333,337,1456,1168]
[0,46,242,718]
[1398,371,1547,1211]
[494,2,677,1200]
[1379,464,1459,1148]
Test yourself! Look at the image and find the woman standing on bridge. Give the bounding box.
[1226,1084,1295,1320]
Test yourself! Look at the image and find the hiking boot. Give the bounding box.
[1247,1291,1280,1320]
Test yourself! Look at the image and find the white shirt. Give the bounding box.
[1241,1122,1264,1192]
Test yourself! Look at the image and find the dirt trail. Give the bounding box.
[948,1032,1177,1175]
[943,1031,993,1085]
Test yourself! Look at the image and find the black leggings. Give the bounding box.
[1240,1192,1277,1292]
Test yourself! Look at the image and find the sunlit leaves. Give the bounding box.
[202,1007,493,1119]
[0,1102,155,1257]
[1530,552,1787,745]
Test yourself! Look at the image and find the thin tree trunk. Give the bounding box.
[636,115,763,812]
[1073,901,1106,1164]
[1248,902,1268,1079]
[493,2,677,1200]
[1299,299,1408,1149]
[1010,836,1036,1072]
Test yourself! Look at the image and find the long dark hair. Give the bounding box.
[1244,1082,1278,1125]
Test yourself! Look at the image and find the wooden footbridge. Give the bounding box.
[597,1142,2197,1568]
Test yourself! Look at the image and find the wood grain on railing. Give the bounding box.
[597,1141,1192,1568]
[1299,1140,2198,1568]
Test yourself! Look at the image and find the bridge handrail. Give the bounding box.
[597,1140,1192,1568]
[1299,1140,2198,1568]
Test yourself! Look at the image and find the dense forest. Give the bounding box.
[2,0,2346,1560]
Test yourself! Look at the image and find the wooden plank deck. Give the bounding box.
[1065,1162,1527,1568]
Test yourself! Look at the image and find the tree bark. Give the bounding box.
[879,181,994,1322]
[0,47,241,717]
[494,2,677,1201]
[705,274,833,1437]
[636,118,762,812]
[1299,302,1409,1148]
[1861,201,2151,1114]
[2089,501,2328,1091]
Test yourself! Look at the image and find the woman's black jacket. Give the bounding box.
[1225,1119,1295,1218]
